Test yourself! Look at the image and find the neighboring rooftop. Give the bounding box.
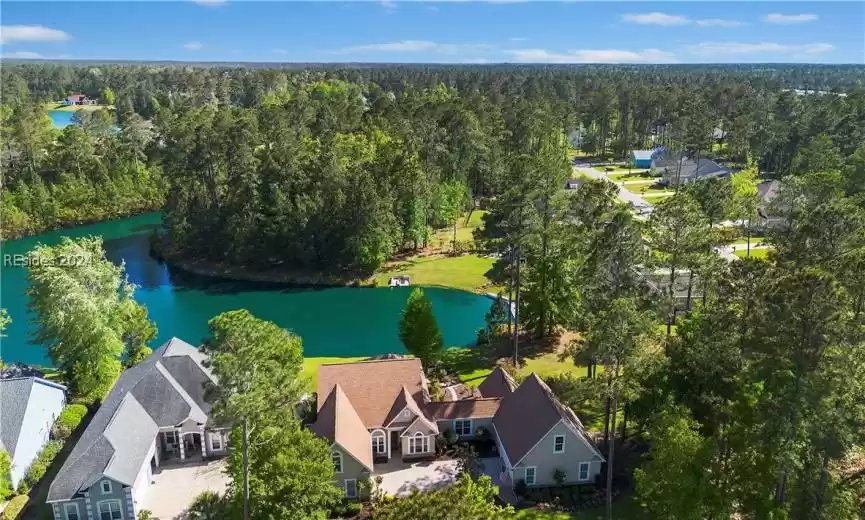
[47,338,215,503]
[0,377,67,458]
[316,358,425,429]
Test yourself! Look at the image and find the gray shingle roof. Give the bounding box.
[0,377,67,458]
[0,378,35,457]
[47,338,215,502]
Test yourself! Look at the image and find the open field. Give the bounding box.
[431,210,487,248]
[371,254,496,293]
[734,248,771,259]
[44,102,113,112]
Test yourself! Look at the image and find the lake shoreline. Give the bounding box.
[152,235,373,288]
[0,205,162,243]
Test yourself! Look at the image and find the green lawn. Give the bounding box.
[734,248,771,259]
[607,173,650,183]
[643,194,671,204]
[432,210,488,246]
[44,102,113,112]
[514,493,646,519]
[727,238,765,247]
[371,254,495,293]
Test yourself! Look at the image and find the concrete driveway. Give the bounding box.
[375,459,460,497]
[139,459,229,519]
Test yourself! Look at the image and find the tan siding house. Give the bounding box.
[512,420,603,487]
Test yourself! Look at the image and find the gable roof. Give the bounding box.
[631,150,654,160]
[424,398,502,421]
[310,385,373,471]
[478,368,517,398]
[317,358,425,429]
[384,385,427,426]
[0,377,66,458]
[493,373,603,466]
[47,338,215,503]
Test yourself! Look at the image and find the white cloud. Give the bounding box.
[622,12,689,26]
[763,13,818,24]
[380,0,396,10]
[506,48,677,64]
[696,18,744,27]
[3,51,44,59]
[183,41,204,51]
[0,25,70,44]
[336,40,495,55]
[690,41,834,56]
[193,0,227,6]
[508,37,527,42]
[272,49,287,55]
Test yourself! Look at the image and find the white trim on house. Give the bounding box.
[512,419,604,468]
[407,432,430,454]
[371,429,387,455]
[524,466,537,486]
[553,435,565,454]
[96,499,124,520]
[398,415,437,436]
[100,479,112,494]
[63,502,81,520]
[344,479,357,499]
[210,431,223,451]
[331,451,344,474]
[578,462,591,481]
[558,417,605,461]
[453,418,472,437]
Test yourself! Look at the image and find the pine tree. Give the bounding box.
[399,288,444,367]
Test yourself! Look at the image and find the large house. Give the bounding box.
[653,154,731,186]
[310,359,603,497]
[46,338,228,520]
[0,377,67,490]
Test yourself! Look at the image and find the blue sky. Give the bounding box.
[1,2,862,64]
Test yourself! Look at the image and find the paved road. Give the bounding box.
[574,166,652,210]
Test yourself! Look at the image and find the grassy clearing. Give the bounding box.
[371,254,495,293]
[44,102,112,112]
[728,238,765,247]
[734,248,771,260]
[431,210,487,247]
[514,493,646,519]
[606,173,650,182]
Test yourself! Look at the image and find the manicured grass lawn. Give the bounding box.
[734,248,771,259]
[44,102,112,112]
[432,210,488,246]
[643,194,672,204]
[371,254,495,293]
[446,347,588,389]
[514,493,646,519]
[606,173,650,182]
[728,238,765,247]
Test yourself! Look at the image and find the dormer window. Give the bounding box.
[402,409,410,418]
[101,479,112,494]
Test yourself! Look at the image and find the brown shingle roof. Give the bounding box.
[317,358,425,428]
[424,398,502,421]
[493,373,603,465]
[384,385,428,426]
[310,385,373,471]
[478,367,517,398]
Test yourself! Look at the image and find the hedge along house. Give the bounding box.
[46,338,229,520]
[310,360,604,498]
[0,377,67,490]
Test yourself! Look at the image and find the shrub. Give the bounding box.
[137,511,154,520]
[514,479,527,497]
[52,404,89,440]
[330,499,363,518]
[0,448,13,500]
[553,468,567,487]
[20,440,64,492]
[3,495,29,519]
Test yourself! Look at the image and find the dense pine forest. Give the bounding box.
[2,62,865,518]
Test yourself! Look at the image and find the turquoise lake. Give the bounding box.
[0,213,490,365]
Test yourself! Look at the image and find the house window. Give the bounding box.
[210,433,223,451]
[408,433,429,454]
[372,431,386,454]
[97,500,123,520]
[401,409,411,418]
[578,462,590,481]
[553,435,565,454]
[101,480,112,494]
[164,431,178,449]
[332,451,343,474]
[345,479,357,498]
[454,419,472,436]
[63,503,80,520]
[525,467,537,486]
